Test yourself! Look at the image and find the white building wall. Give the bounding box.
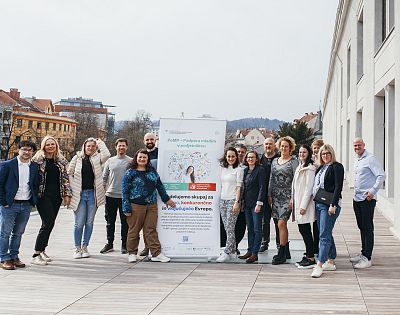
[323,0,400,237]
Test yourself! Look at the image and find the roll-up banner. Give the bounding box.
[157,118,226,258]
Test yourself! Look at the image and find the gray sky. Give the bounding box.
[1,0,338,122]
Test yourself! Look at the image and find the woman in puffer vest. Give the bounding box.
[68,138,110,259]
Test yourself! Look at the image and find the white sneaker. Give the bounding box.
[229,253,237,260]
[73,248,82,259]
[40,252,52,262]
[128,254,137,263]
[354,256,371,269]
[350,253,363,263]
[81,247,90,258]
[311,265,323,278]
[322,261,337,271]
[31,255,47,266]
[151,253,171,263]
[216,252,231,263]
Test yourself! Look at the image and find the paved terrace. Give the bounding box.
[1,185,399,315]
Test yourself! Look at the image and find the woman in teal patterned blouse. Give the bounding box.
[122,149,175,263]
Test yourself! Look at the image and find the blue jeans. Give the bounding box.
[244,206,263,255]
[315,202,341,263]
[0,202,31,262]
[74,190,97,247]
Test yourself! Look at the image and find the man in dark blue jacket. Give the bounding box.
[0,140,38,270]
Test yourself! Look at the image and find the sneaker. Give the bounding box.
[151,253,171,263]
[350,253,363,263]
[354,256,371,269]
[121,244,127,254]
[81,247,90,258]
[311,265,323,278]
[229,253,237,260]
[322,261,337,271]
[139,248,149,256]
[298,258,316,269]
[40,252,52,262]
[128,254,137,263]
[31,255,47,266]
[100,243,113,254]
[295,256,308,267]
[216,252,231,263]
[73,248,82,259]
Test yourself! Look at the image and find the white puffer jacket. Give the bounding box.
[291,163,316,224]
[68,139,111,211]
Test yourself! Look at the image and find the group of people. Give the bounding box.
[216,136,385,278]
[0,132,174,270]
[0,131,385,279]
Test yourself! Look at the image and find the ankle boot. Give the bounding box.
[285,241,291,259]
[272,244,287,265]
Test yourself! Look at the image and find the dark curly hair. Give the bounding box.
[219,147,239,168]
[130,149,152,170]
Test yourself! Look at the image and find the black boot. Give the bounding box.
[272,244,287,265]
[285,241,291,259]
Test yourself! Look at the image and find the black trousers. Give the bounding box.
[105,196,128,245]
[220,211,247,249]
[262,203,280,246]
[353,199,376,260]
[298,223,314,258]
[35,195,62,252]
[313,220,319,254]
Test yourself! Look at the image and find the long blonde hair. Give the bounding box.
[32,136,65,161]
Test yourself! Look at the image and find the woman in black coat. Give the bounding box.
[238,151,266,263]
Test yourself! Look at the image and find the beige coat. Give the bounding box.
[291,163,316,224]
[67,139,111,211]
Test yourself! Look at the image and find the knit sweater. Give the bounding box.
[103,155,132,198]
[122,167,170,213]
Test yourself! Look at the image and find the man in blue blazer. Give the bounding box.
[0,140,38,270]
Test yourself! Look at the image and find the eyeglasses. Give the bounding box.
[19,148,33,153]
[321,152,331,156]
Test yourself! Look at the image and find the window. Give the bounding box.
[347,45,351,98]
[59,124,62,131]
[375,0,395,50]
[64,125,67,132]
[28,121,33,129]
[37,122,42,129]
[357,10,364,81]
[53,123,56,130]
[45,122,49,131]
[16,119,22,128]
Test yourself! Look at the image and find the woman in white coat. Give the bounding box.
[291,144,316,269]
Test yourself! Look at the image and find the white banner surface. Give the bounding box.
[157,118,226,258]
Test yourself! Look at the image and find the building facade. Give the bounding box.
[322,0,400,237]
[0,88,77,159]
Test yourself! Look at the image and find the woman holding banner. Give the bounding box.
[238,151,266,264]
[122,149,176,263]
[216,147,244,263]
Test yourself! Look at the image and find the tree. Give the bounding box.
[277,121,315,153]
[109,110,152,157]
[73,112,100,152]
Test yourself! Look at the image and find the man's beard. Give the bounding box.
[146,143,155,150]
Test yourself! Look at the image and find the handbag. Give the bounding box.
[313,188,334,206]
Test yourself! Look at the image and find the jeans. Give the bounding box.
[74,190,97,247]
[353,199,376,260]
[244,206,263,255]
[35,196,62,252]
[0,202,31,261]
[315,202,341,264]
[105,196,128,245]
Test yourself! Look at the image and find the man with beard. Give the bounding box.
[100,138,132,254]
[259,137,280,252]
[139,133,159,257]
